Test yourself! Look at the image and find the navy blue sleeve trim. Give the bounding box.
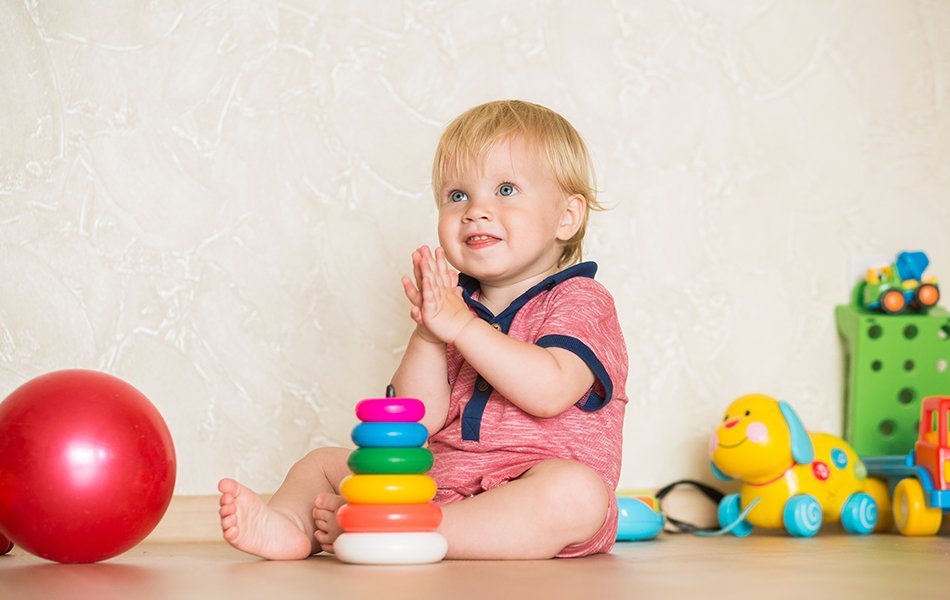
[536,334,612,412]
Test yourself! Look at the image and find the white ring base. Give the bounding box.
[335,532,448,565]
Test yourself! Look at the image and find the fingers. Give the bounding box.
[412,246,426,288]
[401,275,421,307]
[434,247,453,289]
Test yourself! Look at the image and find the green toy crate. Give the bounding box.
[836,303,950,456]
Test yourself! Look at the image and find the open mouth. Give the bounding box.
[465,234,500,248]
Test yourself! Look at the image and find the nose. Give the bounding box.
[461,195,493,222]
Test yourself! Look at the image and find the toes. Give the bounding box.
[314,493,346,511]
[218,478,238,495]
[222,525,239,541]
[314,529,332,544]
[313,508,333,523]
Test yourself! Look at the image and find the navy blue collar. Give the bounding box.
[457,262,598,332]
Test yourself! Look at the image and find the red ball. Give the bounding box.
[0,370,176,563]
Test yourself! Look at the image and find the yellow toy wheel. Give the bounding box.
[893,478,942,536]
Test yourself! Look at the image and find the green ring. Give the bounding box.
[347,447,434,475]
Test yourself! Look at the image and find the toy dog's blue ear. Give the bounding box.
[778,401,814,464]
[710,462,732,481]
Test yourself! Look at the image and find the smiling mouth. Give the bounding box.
[465,234,500,248]
[717,437,748,450]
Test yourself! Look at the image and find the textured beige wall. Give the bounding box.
[1,1,949,494]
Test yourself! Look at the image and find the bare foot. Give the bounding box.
[218,478,313,560]
[312,493,347,554]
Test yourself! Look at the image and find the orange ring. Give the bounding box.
[338,502,443,533]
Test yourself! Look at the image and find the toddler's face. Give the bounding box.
[436,136,576,287]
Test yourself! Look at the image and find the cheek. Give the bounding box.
[745,422,768,443]
[708,433,718,456]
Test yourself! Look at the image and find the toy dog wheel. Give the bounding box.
[717,494,753,537]
[783,494,822,537]
[841,492,877,535]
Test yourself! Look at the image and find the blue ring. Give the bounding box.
[352,422,428,448]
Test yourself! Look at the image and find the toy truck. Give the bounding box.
[863,396,950,535]
[860,251,940,314]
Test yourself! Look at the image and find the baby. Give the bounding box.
[219,100,628,559]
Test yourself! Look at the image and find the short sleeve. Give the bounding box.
[533,279,628,411]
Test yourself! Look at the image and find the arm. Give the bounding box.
[390,247,451,434]
[418,247,594,418]
[391,330,450,435]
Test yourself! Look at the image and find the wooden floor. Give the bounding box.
[1,532,948,599]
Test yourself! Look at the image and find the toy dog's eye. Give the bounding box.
[744,410,751,416]
[722,415,728,422]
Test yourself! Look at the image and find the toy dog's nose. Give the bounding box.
[724,419,740,429]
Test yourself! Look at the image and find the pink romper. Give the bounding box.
[428,262,629,557]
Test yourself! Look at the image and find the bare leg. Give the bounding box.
[218,447,351,560]
[440,459,609,559]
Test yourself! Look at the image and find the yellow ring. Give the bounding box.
[340,474,437,504]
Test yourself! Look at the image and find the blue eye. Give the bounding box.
[498,183,516,197]
[449,190,468,203]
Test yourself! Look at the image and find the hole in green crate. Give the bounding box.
[940,324,950,341]
[904,325,918,339]
[868,324,883,339]
[938,359,948,373]
[879,420,896,436]
[898,388,915,405]
[871,360,883,372]
[904,360,915,371]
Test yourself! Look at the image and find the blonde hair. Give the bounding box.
[432,100,602,268]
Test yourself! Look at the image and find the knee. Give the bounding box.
[290,446,349,476]
[531,461,609,530]
[297,447,334,465]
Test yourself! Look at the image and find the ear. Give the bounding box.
[556,194,585,242]
[710,462,733,481]
[778,401,814,464]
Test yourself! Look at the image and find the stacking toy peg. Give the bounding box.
[335,386,447,564]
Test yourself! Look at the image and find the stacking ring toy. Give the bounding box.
[356,397,425,423]
[351,422,428,448]
[335,532,448,565]
[347,447,434,475]
[340,474,437,504]
[338,502,443,533]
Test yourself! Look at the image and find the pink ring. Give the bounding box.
[356,398,425,423]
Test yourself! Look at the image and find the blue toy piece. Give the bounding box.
[895,251,929,281]
[351,422,428,448]
[615,496,664,541]
[840,492,878,534]
[783,495,822,537]
[717,494,753,537]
